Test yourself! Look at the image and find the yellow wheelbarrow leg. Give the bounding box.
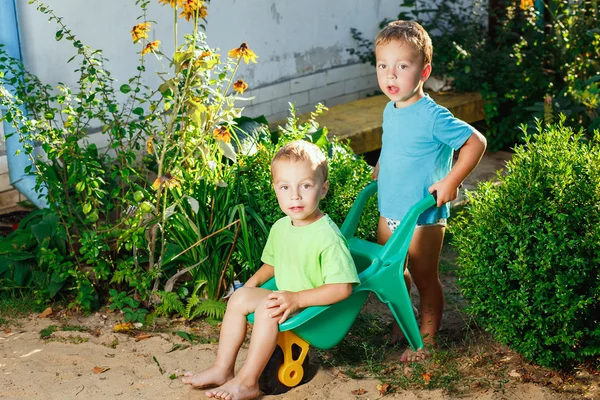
[258,331,310,395]
[277,331,310,387]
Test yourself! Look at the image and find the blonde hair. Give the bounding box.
[271,140,328,181]
[375,20,433,65]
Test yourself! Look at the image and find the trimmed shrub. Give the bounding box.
[453,118,600,369]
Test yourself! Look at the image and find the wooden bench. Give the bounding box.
[273,92,485,155]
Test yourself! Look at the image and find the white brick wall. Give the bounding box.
[0,156,10,192]
[290,73,327,94]
[242,62,378,123]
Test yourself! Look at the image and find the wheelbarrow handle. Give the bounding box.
[379,193,437,262]
[339,181,378,239]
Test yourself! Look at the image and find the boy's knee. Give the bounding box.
[228,288,253,312]
[411,272,441,290]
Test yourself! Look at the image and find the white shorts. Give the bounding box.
[385,217,447,233]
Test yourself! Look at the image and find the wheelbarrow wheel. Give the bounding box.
[258,345,310,395]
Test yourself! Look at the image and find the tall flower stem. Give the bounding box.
[214,57,241,117]
[173,6,178,51]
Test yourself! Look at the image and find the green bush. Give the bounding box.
[452,118,600,369]
[240,106,378,242]
[0,209,69,303]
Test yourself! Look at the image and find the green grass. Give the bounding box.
[61,324,89,332]
[316,312,465,394]
[0,295,41,327]
[40,325,58,339]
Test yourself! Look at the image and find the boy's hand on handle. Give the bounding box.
[266,291,300,324]
[429,178,460,207]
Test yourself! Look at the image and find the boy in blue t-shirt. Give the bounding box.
[371,20,487,362]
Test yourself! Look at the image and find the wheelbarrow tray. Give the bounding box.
[248,181,436,351]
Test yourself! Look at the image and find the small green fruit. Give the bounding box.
[87,212,99,223]
[133,190,144,203]
[140,202,153,213]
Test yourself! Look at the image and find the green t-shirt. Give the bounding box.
[261,215,360,292]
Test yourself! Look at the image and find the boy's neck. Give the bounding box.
[291,210,325,227]
[394,85,425,109]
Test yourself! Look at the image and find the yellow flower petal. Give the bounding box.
[158,0,184,8]
[142,40,161,55]
[152,177,161,191]
[147,136,154,154]
[131,22,151,43]
[228,42,258,64]
[520,0,534,9]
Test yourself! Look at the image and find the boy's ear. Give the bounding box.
[321,180,330,199]
[421,63,432,82]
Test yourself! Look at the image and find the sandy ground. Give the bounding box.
[1,151,597,399]
[0,311,566,400]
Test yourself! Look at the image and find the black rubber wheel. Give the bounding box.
[258,344,310,395]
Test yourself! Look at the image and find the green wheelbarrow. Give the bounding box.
[248,181,437,394]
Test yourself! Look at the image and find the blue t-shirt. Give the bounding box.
[378,94,474,224]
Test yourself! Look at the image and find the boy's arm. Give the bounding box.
[266,283,353,324]
[429,130,487,207]
[243,263,274,288]
[372,160,380,180]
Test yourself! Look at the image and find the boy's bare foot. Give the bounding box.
[400,339,434,363]
[182,366,233,389]
[400,346,430,362]
[205,376,260,400]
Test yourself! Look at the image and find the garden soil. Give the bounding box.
[1,151,598,399]
[2,303,586,400]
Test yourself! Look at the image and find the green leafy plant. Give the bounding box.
[108,289,139,311]
[0,0,262,311]
[40,325,58,339]
[453,117,600,369]
[108,288,148,323]
[155,280,226,320]
[0,209,69,302]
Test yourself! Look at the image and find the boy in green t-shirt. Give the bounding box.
[183,140,360,400]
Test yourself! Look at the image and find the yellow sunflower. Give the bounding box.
[147,136,154,154]
[179,0,208,21]
[152,173,180,191]
[142,40,161,55]
[131,22,151,43]
[213,126,232,143]
[228,42,258,64]
[158,0,184,8]
[233,79,248,94]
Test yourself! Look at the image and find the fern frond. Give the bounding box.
[184,294,201,320]
[155,291,185,317]
[192,299,226,320]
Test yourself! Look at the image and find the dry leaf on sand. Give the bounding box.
[422,373,432,384]
[135,333,152,342]
[376,383,390,395]
[113,323,133,332]
[39,307,53,318]
[93,366,110,374]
